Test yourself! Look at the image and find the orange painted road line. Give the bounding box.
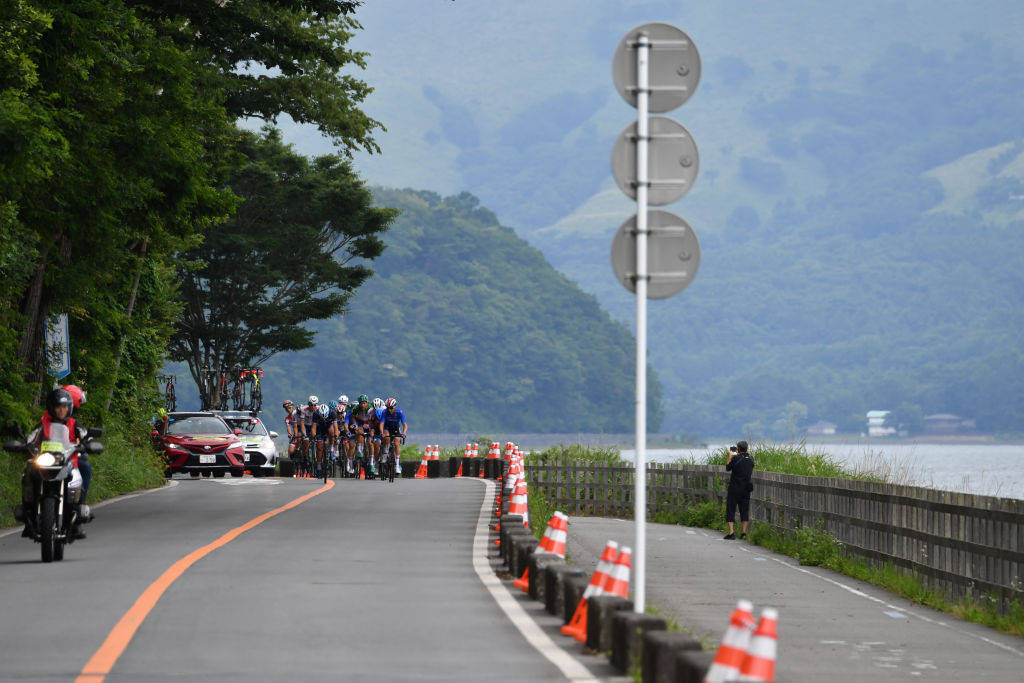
[76,480,334,683]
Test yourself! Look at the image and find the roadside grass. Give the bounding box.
[524,443,625,467]
[1,426,165,529]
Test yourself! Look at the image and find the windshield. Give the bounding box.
[223,418,268,436]
[165,416,231,436]
[39,422,74,453]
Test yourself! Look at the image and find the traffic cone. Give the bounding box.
[562,540,619,640]
[415,446,429,479]
[359,466,365,480]
[513,566,531,591]
[507,480,529,523]
[738,609,777,682]
[537,511,568,558]
[488,442,500,458]
[456,460,464,477]
[704,600,756,683]
[432,444,440,461]
[603,545,632,598]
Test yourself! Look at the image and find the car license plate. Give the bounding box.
[199,454,216,464]
[243,453,250,462]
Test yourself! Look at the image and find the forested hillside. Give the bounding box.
[256,189,663,432]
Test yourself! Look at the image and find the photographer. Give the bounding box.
[724,441,755,540]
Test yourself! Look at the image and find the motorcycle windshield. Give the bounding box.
[39,423,75,456]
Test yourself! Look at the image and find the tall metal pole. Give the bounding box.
[633,32,650,615]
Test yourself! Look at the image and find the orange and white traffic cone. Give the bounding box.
[471,443,478,458]
[536,511,567,557]
[562,540,618,640]
[359,466,365,480]
[456,460,464,477]
[507,480,529,523]
[488,442,500,458]
[414,446,429,479]
[704,600,756,683]
[738,608,777,682]
[602,545,632,598]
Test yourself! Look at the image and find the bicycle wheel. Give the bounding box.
[252,385,262,412]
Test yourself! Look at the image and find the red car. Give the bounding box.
[152,412,246,478]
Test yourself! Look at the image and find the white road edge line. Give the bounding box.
[0,480,179,539]
[735,544,1024,658]
[467,478,600,683]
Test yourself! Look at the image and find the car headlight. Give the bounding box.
[166,442,186,451]
[36,453,57,467]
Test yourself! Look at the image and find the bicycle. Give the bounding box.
[380,434,404,483]
[157,374,176,412]
[353,438,375,480]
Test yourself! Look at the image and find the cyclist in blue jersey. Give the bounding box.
[381,397,407,466]
[371,397,386,463]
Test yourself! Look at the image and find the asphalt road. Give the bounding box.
[0,477,601,682]
[564,517,1024,681]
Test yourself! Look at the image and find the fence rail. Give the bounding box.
[525,461,1024,610]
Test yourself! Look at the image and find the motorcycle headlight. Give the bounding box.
[36,453,57,467]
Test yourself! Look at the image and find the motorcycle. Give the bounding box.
[4,423,103,563]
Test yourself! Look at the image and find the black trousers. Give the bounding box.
[726,490,750,523]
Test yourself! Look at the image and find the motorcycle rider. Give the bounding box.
[17,386,92,539]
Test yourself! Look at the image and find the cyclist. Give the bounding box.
[335,395,354,473]
[297,395,318,476]
[381,397,407,473]
[347,395,375,476]
[310,402,336,477]
[283,400,302,458]
[371,397,386,463]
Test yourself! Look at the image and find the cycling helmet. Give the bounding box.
[385,397,397,409]
[282,399,294,409]
[45,388,74,420]
[337,394,349,406]
[308,395,319,407]
[357,394,369,404]
[61,384,87,410]
[373,397,384,410]
[317,404,331,418]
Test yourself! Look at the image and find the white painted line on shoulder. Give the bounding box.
[884,611,909,620]
[466,478,599,683]
[0,480,179,538]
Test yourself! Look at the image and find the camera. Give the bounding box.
[728,445,738,454]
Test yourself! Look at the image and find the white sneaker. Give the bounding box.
[396,462,402,474]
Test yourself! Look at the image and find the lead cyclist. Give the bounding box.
[381,397,407,471]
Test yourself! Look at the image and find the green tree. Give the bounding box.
[169,128,395,407]
[2,0,234,426]
[127,0,382,153]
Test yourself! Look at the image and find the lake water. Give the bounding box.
[620,442,1024,500]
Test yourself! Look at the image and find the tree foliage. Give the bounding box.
[169,128,395,407]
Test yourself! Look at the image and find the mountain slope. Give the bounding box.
[258,188,663,432]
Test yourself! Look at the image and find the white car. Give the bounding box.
[212,411,279,476]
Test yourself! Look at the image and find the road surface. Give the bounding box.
[0,476,607,682]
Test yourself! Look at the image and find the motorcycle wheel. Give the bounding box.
[54,534,65,561]
[40,497,57,563]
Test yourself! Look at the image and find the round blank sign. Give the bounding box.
[612,23,701,113]
[610,117,699,205]
[610,210,701,299]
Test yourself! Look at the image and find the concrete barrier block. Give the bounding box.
[611,612,667,673]
[641,631,701,683]
[426,460,439,478]
[448,457,461,476]
[528,554,565,601]
[545,566,586,616]
[400,461,418,478]
[278,459,296,478]
[511,536,539,578]
[586,595,632,653]
[674,650,715,683]
[502,527,532,567]
[562,574,591,624]
[499,515,525,561]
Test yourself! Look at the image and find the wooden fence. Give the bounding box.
[526,461,1024,610]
